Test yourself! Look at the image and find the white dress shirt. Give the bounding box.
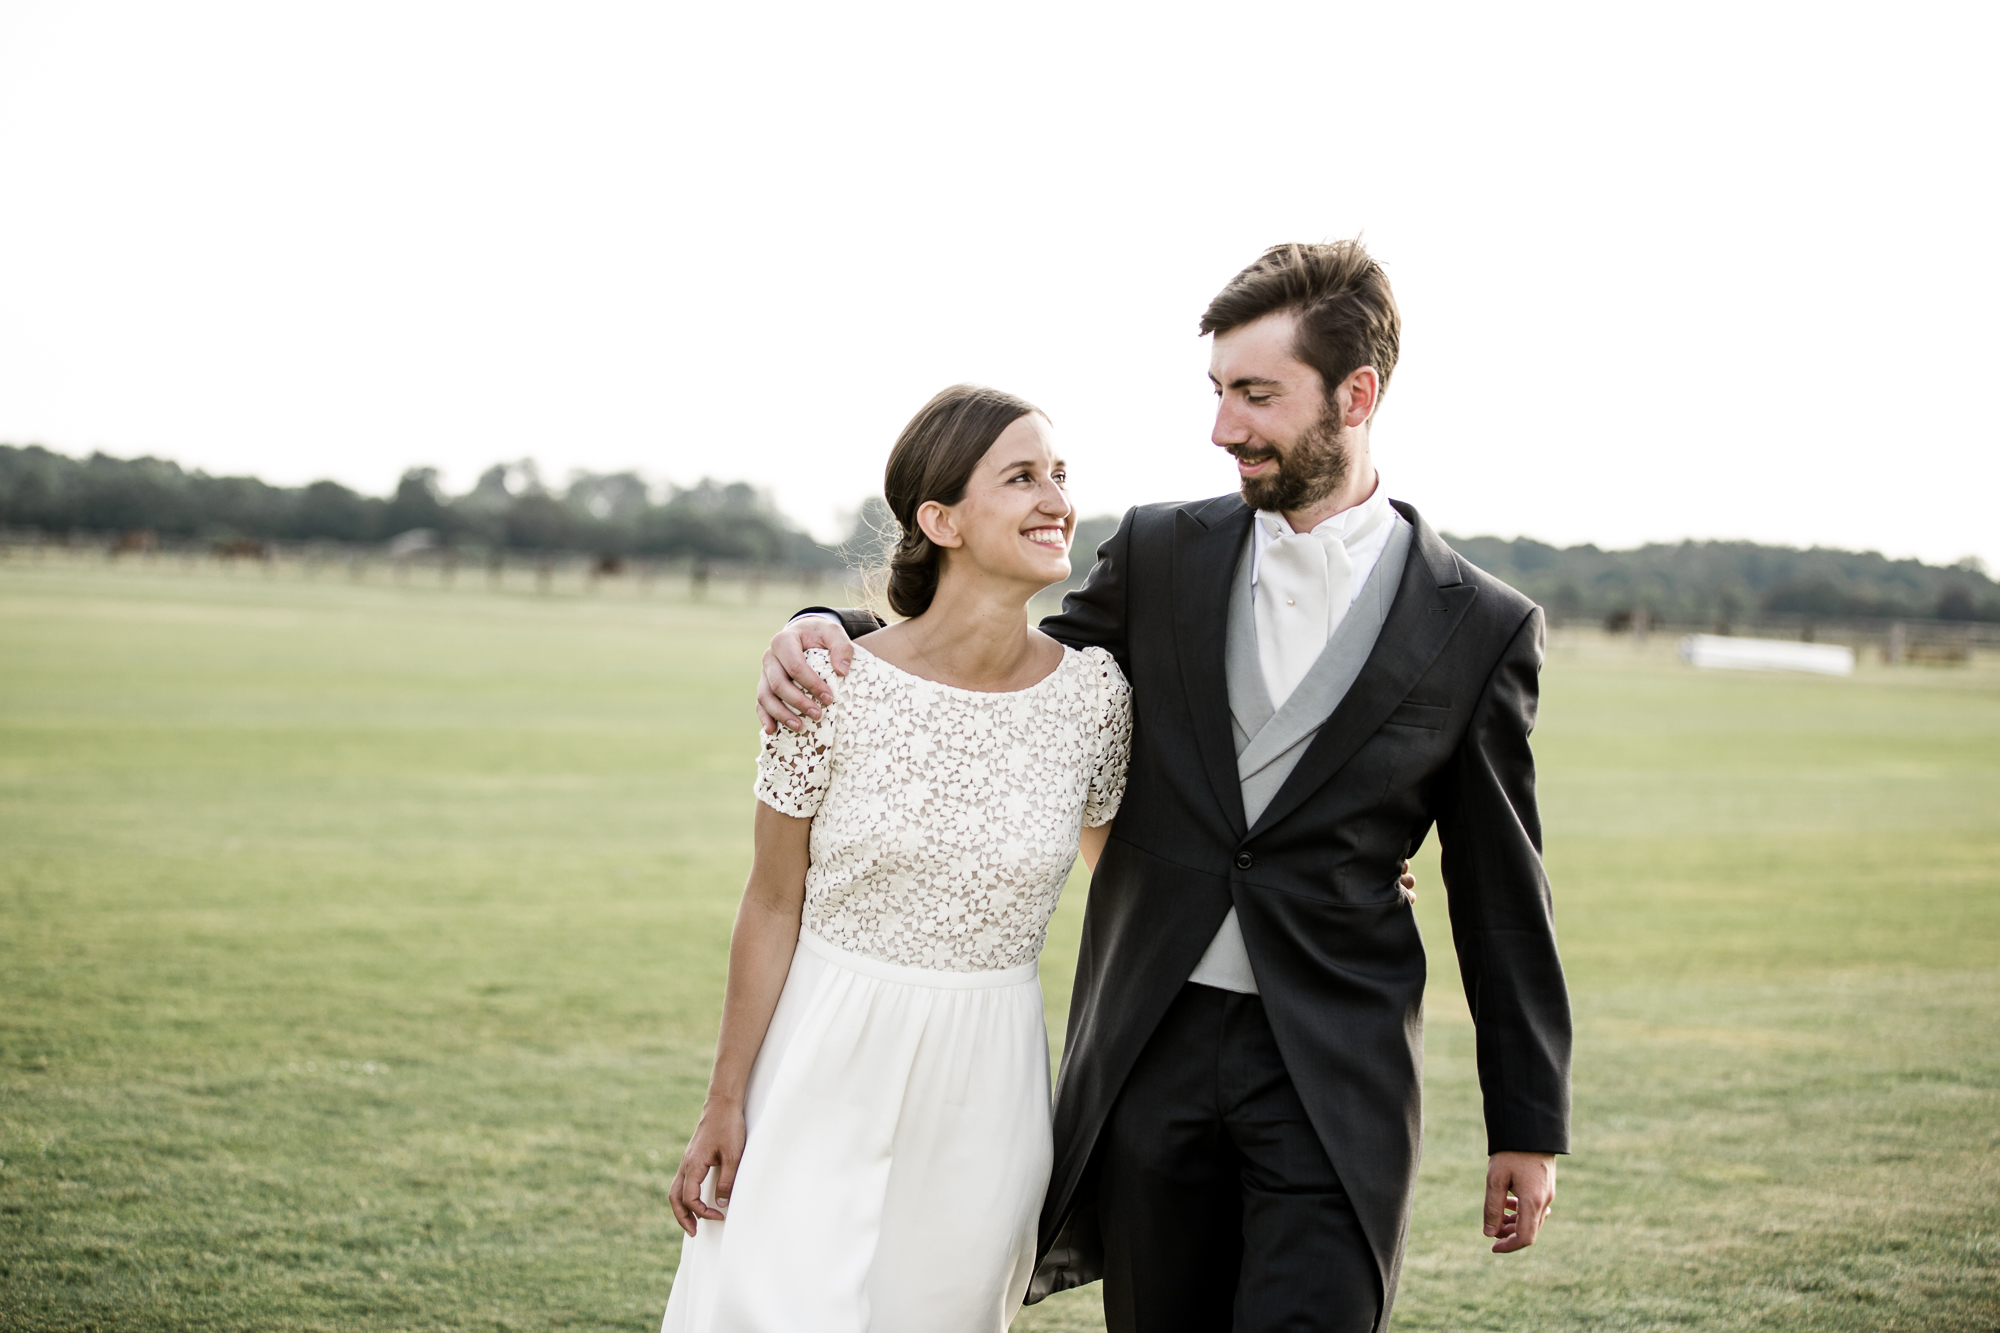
[1187,476,1396,994]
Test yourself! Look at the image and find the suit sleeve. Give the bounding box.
[1434,607,1573,1156]
[791,606,888,640]
[1037,507,1136,671]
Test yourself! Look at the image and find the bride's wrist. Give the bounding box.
[702,1089,746,1112]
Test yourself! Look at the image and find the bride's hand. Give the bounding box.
[670,1098,748,1237]
[1399,859,1418,904]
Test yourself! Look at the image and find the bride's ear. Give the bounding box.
[915,500,964,550]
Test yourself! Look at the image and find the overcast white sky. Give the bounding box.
[2,2,1994,567]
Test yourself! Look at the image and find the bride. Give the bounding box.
[660,384,1133,1332]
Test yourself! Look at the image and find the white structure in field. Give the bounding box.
[1677,634,1855,676]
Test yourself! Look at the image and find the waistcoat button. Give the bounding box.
[1234,852,1255,870]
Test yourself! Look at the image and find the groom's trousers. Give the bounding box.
[1096,983,1381,1333]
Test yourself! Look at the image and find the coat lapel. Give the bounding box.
[1173,496,1254,838]
[1244,502,1476,841]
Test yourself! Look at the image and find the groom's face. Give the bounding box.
[1208,310,1348,514]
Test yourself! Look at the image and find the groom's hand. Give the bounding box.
[1483,1151,1556,1253]
[757,618,856,734]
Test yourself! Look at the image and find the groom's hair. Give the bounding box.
[1199,240,1401,403]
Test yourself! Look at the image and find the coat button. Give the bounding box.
[1234,852,1255,870]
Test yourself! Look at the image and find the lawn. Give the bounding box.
[1,555,1996,1331]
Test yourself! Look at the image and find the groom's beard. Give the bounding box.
[1231,402,1350,514]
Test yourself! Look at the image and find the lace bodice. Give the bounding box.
[755,642,1133,972]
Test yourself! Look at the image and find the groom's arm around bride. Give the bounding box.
[763,494,1566,1302]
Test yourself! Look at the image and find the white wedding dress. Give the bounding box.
[661,642,1132,1333]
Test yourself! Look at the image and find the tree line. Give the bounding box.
[0,445,843,567]
[6,443,1994,623]
[1445,533,1999,625]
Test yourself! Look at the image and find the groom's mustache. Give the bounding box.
[1226,444,1280,466]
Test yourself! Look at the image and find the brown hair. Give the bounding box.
[882,384,1043,619]
[1198,240,1401,408]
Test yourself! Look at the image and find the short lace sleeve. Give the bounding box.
[1081,648,1133,828]
[754,648,838,817]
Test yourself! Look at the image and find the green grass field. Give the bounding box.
[2,555,1996,1332]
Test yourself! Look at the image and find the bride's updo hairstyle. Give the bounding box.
[882,384,1044,619]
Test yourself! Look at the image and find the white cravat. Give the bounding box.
[1256,524,1354,707]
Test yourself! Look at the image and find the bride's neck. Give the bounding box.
[893,567,1046,690]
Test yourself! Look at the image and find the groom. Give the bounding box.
[758,241,1570,1332]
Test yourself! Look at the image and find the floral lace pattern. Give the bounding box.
[756,643,1133,972]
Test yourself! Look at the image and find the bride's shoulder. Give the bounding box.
[800,645,839,684]
[1066,643,1126,680]
[1058,644,1130,709]
[795,646,862,708]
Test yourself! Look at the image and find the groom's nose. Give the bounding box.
[1212,399,1253,448]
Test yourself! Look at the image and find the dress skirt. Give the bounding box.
[661,930,1053,1333]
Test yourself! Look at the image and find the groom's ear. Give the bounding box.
[1340,366,1382,427]
[916,500,964,549]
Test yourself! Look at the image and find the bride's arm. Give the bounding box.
[670,802,811,1236]
[1080,821,1112,873]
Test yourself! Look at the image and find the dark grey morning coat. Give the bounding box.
[1025,495,1572,1326]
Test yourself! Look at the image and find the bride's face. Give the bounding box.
[921,414,1075,592]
